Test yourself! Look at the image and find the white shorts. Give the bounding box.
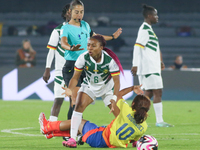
[54,75,65,98]
[138,73,163,90]
[78,84,114,106]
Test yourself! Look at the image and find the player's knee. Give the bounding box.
[54,98,64,106]
[154,90,162,99]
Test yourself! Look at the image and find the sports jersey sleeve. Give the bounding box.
[74,53,85,71]
[47,29,59,50]
[109,59,120,76]
[135,29,149,48]
[60,25,68,38]
[132,29,148,67]
[45,49,55,68]
[132,45,141,67]
[116,99,129,110]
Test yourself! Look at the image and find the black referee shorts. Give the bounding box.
[62,60,85,87]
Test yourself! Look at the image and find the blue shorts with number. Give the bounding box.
[82,121,108,148]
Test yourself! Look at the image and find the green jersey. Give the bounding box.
[75,51,120,97]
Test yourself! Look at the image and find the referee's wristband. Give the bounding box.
[111,34,115,40]
[112,95,117,101]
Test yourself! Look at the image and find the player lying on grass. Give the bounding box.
[39,85,151,148]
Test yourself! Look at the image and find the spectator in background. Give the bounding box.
[176,26,195,37]
[15,39,36,67]
[169,55,187,70]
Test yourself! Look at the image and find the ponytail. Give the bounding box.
[104,47,124,75]
[134,108,148,124]
[132,95,150,124]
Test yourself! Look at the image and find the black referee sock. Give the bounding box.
[67,104,75,120]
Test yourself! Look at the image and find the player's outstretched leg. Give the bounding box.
[45,130,70,139]
[45,132,54,139]
[38,112,49,134]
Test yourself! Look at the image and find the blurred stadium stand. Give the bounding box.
[0,12,200,69]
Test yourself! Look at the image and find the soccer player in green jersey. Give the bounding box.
[42,4,75,123]
[61,35,124,147]
[131,4,173,127]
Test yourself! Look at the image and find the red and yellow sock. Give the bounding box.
[46,121,62,132]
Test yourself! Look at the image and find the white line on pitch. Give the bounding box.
[147,123,200,125]
[1,127,43,137]
[151,133,199,135]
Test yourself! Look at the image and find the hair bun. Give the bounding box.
[142,4,147,9]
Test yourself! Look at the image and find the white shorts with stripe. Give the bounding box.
[138,73,163,90]
[78,84,114,106]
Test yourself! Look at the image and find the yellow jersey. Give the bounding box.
[102,99,147,148]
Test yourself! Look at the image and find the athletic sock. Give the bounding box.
[49,116,58,121]
[68,105,75,120]
[70,111,82,140]
[153,102,164,123]
[53,130,70,137]
[47,121,62,132]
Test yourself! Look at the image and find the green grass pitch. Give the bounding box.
[0,99,200,150]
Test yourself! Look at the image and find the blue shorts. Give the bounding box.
[82,121,108,148]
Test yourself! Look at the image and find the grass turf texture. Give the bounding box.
[0,100,200,150]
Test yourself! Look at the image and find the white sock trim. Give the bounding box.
[49,116,58,121]
[153,102,164,123]
[70,111,83,140]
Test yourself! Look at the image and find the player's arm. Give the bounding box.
[110,85,143,117]
[131,44,142,76]
[92,28,122,41]
[160,51,165,70]
[131,29,148,75]
[117,85,143,102]
[112,75,120,98]
[43,49,55,83]
[109,75,120,117]
[61,36,71,50]
[61,36,84,51]
[60,26,84,51]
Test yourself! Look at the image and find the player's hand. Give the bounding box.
[43,68,50,83]
[109,99,115,114]
[161,61,165,70]
[133,84,144,95]
[112,28,122,39]
[61,87,72,97]
[71,44,84,51]
[131,66,137,76]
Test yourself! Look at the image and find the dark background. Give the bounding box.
[0,0,199,13]
[0,0,200,101]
